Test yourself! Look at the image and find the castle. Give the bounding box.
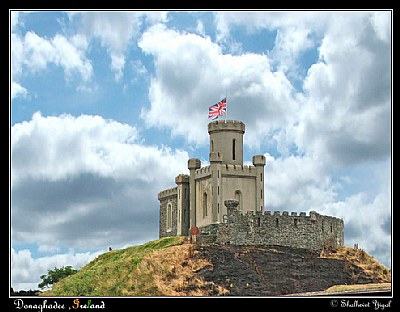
[158,120,344,250]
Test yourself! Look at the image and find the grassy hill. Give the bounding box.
[41,236,221,296]
[41,237,391,296]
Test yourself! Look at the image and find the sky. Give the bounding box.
[10,10,392,291]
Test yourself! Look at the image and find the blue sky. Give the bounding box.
[10,10,392,291]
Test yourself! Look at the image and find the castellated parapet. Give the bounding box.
[197,200,344,250]
[208,119,245,134]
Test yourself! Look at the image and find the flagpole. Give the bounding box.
[225,93,227,122]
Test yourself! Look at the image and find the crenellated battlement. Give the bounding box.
[195,165,212,179]
[208,119,245,134]
[158,186,178,199]
[197,201,344,250]
[221,164,256,175]
[228,209,338,219]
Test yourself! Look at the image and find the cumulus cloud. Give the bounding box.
[214,11,327,77]
[296,13,391,166]
[264,154,336,212]
[11,29,92,99]
[11,248,102,291]
[11,11,168,98]
[212,11,391,167]
[138,23,297,148]
[11,113,189,250]
[13,32,91,79]
[77,11,168,80]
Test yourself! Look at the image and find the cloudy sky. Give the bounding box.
[10,10,392,291]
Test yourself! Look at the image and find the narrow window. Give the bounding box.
[257,217,261,227]
[203,192,208,218]
[232,139,236,160]
[294,219,298,227]
[261,189,263,199]
[218,170,220,178]
[218,203,220,213]
[330,225,333,233]
[167,203,172,230]
[211,140,214,152]
[322,221,324,233]
[260,173,263,181]
[218,186,220,195]
[276,218,279,227]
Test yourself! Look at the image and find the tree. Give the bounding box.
[38,265,78,289]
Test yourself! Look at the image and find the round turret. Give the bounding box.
[208,120,245,165]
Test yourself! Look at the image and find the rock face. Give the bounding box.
[194,244,379,296]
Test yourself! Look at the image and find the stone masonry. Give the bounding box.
[197,199,344,250]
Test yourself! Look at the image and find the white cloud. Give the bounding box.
[296,13,391,166]
[196,20,205,36]
[213,11,391,166]
[11,112,189,251]
[19,31,91,79]
[213,11,327,77]
[323,187,391,267]
[271,26,315,77]
[264,154,336,212]
[11,30,93,98]
[77,11,168,80]
[138,24,297,148]
[11,248,102,291]
[11,81,27,100]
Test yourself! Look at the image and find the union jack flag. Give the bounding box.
[208,98,227,120]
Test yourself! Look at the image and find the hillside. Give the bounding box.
[41,237,391,296]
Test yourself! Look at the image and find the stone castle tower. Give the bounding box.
[158,120,344,250]
[158,120,265,237]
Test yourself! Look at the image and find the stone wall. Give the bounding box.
[158,188,178,238]
[197,200,344,250]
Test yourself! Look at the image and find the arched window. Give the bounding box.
[203,192,208,218]
[167,203,172,231]
[235,190,242,211]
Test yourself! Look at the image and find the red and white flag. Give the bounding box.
[208,98,227,120]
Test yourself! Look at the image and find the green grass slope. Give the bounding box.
[41,236,189,296]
